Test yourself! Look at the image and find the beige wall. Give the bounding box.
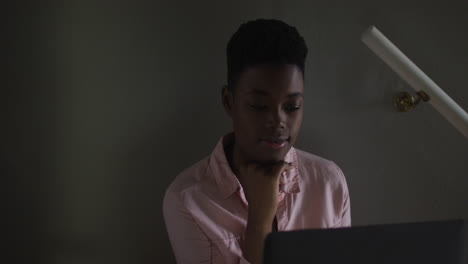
[7,0,468,263]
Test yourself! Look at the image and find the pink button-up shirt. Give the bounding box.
[163,134,351,264]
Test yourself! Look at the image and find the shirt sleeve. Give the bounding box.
[337,164,351,227]
[327,161,351,228]
[163,190,212,263]
[339,182,351,227]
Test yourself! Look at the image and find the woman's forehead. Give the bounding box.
[236,64,304,97]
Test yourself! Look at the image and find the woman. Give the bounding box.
[163,19,351,264]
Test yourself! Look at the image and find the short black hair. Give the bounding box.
[226,19,308,89]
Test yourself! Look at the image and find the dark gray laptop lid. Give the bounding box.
[263,219,466,264]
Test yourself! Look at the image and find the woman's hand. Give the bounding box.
[240,161,292,264]
[240,161,291,227]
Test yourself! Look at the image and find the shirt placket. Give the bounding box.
[275,194,289,231]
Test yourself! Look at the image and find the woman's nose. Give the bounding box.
[266,108,286,129]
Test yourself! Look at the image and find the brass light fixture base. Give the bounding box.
[393,91,430,112]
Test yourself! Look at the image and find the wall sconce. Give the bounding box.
[362,26,468,139]
[394,90,430,112]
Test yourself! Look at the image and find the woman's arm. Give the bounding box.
[163,190,212,263]
[239,162,292,264]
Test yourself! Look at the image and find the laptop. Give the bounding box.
[263,219,466,264]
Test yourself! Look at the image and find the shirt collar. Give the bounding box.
[208,132,301,200]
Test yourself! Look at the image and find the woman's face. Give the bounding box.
[223,64,304,163]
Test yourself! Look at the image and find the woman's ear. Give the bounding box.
[222,85,233,117]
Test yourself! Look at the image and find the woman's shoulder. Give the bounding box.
[294,148,346,188]
[165,156,211,195]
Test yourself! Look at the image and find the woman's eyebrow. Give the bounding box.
[287,92,303,98]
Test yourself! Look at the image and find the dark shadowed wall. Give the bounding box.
[6,0,468,263]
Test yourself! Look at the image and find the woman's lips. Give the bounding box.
[260,138,289,150]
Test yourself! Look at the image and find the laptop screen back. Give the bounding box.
[263,219,466,264]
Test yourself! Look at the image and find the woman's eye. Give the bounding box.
[285,105,301,112]
[249,104,267,111]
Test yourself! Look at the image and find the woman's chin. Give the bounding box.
[252,148,290,164]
